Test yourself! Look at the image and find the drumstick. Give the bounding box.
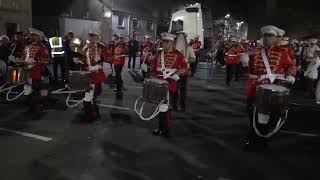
[10,45,17,56]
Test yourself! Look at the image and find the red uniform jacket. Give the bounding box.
[22,42,50,80]
[140,41,154,62]
[225,44,245,64]
[82,42,111,84]
[247,47,297,97]
[278,44,296,65]
[112,41,128,65]
[150,49,188,93]
[192,40,202,56]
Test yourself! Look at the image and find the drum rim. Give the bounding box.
[69,70,91,74]
[257,84,289,93]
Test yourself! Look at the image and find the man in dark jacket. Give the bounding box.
[127,34,139,71]
[0,35,12,64]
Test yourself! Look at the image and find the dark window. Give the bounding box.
[118,15,125,28]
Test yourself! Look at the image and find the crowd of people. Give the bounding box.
[0,28,203,136]
[0,25,319,149]
[214,30,320,99]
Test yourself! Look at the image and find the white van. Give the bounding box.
[169,3,204,48]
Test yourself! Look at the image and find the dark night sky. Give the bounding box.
[32,0,320,38]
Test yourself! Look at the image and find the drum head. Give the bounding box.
[0,60,7,75]
[69,71,91,75]
[144,78,168,85]
[258,84,288,92]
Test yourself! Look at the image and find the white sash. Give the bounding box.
[261,49,275,83]
[160,51,178,80]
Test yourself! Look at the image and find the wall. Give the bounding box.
[0,0,32,37]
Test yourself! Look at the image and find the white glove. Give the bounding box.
[297,65,301,71]
[8,55,15,63]
[89,65,102,72]
[159,103,169,112]
[73,58,80,64]
[84,90,94,102]
[286,75,295,84]
[26,57,36,64]
[170,74,180,81]
[24,85,33,95]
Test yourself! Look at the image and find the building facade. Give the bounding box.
[0,0,32,37]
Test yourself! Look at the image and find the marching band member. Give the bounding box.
[140,35,154,80]
[174,31,192,112]
[9,32,26,64]
[245,25,296,150]
[190,36,201,77]
[150,32,188,137]
[112,34,128,97]
[22,28,50,114]
[276,29,297,65]
[74,30,111,121]
[225,37,245,86]
[0,35,11,65]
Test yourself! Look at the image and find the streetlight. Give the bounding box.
[225,14,230,18]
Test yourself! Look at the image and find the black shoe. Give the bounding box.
[226,81,230,86]
[172,106,178,111]
[152,129,163,136]
[235,79,239,81]
[162,130,171,138]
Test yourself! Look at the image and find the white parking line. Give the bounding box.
[281,130,320,137]
[68,100,132,111]
[0,128,53,142]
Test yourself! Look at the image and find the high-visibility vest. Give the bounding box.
[49,36,65,58]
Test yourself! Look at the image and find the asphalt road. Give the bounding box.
[0,61,320,180]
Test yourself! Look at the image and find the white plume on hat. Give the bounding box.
[29,28,43,37]
[118,33,125,38]
[309,38,318,44]
[230,37,238,42]
[261,25,279,36]
[161,32,176,41]
[0,35,9,41]
[277,29,286,37]
[88,29,100,36]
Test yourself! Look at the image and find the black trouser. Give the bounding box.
[142,70,150,80]
[53,57,66,82]
[190,55,199,76]
[26,80,41,113]
[305,77,316,95]
[128,52,137,69]
[172,75,187,109]
[114,64,124,91]
[226,63,240,83]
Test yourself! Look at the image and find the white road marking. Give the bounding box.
[281,130,320,137]
[0,128,53,142]
[68,100,132,111]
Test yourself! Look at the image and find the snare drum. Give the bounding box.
[68,71,91,91]
[142,79,168,104]
[7,66,30,84]
[255,84,290,115]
